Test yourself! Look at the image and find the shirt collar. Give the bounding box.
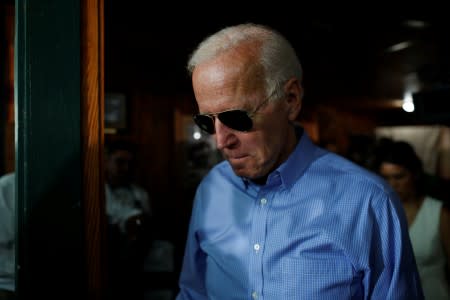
[241,126,326,189]
[273,126,326,188]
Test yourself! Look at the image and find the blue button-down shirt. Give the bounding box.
[176,130,424,299]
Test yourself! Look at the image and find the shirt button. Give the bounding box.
[252,291,258,299]
[260,198,267,205]
[253,243,260,251]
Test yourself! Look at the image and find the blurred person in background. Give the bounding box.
[105,141,153,299]
[0,172,15,300]
[175,23,423,299]
[374,139,450,300]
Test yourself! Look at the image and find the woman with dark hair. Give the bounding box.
[375,139,450,300]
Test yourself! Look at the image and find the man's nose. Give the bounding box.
[215,119,237,150]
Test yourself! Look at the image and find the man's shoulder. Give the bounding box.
[0,172,15,193]
[0,172,14,185]
[203,160,231,178]
[313,151,389,192]
[197,160,243,190]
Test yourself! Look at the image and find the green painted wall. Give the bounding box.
[15,1,85,298]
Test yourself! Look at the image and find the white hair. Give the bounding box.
[187,23,303,100]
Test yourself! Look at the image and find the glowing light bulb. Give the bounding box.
[402,101,415,112]
[193,131,202,140]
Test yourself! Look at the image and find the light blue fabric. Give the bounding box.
[176,129,424,300]
[0,172,15,292]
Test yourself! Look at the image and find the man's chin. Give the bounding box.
[231,165,261,180]
[231,165,249,177]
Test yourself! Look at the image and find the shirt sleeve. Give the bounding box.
[0,173,15,243]
[176,190,209,300]
[367,190,424,299]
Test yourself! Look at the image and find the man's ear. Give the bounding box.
[284,78,303,121]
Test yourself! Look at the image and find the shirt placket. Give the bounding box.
[248,189,271,300]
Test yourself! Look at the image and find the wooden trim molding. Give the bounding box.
[81,0,106,299]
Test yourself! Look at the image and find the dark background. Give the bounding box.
[105,4,450,126]
[102,4,450,296]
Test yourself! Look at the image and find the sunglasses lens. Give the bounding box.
[193,114,215,134]
[219,110,253,132]
[194,110,253,134]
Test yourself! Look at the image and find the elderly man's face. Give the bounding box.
[192,43,301,181]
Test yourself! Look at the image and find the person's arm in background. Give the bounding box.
[132,184,152,216]
[126,185,153,241]
[0,173,14,244]
[0,173,15,293]
[440,203,450,282]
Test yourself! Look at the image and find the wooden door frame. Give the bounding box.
[81,0,106,298]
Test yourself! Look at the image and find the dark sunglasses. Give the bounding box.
[193,95,272,134]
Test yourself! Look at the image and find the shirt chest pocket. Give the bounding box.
[282,255,354,300]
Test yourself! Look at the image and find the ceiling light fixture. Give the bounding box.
[403,19,429,29]
[386,41,413,53]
